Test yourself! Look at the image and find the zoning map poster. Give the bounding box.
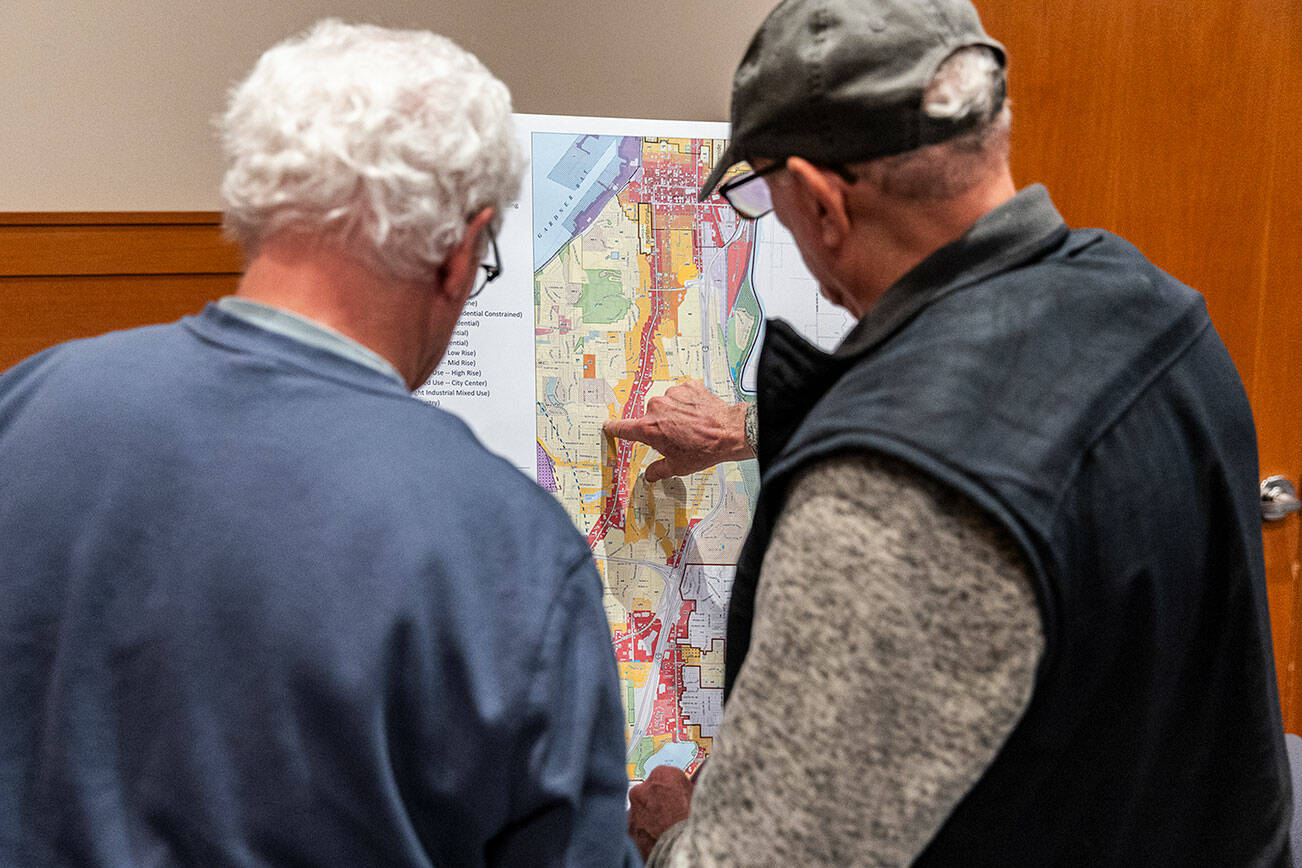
[416,115,853,783]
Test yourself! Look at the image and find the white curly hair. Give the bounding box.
[219,19,524,283]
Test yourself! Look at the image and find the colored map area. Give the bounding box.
[532,128,852,784]
[534,133,760,782]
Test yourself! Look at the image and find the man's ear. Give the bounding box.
[435,207,495,302]
[785,157,851,249]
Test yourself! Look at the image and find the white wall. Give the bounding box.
[2,0,774,210]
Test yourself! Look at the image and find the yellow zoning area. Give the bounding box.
[576,485,603,518]
[610,293,653,408]
[613,464,712,563]
[535,140,741,569]
[643,137,694,157]
[619,660,652,688]
[651,334,676,382]
[686,725,713,754]
[667,229,694,285]
[657,531,675,563]
[651,733,676,752]
[637,203,653,255]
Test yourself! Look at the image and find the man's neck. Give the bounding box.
[841,169,1017,317]
[234,237,432,390]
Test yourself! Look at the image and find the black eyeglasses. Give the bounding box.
[470,225,501,299]
[718,162,787,220]
[717,160,859,220]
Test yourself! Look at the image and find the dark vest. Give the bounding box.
[729,187,1291,865]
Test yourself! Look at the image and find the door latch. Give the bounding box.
[1261,476,1301,522]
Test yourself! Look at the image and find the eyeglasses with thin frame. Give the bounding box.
[469,225,501,299]
[717,162,788,220]
[717,160,858,220]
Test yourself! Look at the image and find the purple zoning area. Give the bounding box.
[566,136,643,240]
[537,442,558,492]
[533,134,644,271]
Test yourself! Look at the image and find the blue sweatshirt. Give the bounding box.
[0,304,640,866]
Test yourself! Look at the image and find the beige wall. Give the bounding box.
[2,0,774,211]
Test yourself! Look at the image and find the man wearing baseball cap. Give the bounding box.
[612,0,1292,863]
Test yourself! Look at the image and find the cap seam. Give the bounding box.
[923,0,962,38]
[810,0,833,154]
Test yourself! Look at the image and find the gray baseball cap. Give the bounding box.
[699,0,1006,201]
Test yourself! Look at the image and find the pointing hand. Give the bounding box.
[603,380,753,483]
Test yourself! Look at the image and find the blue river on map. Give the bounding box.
[531,132,639,272]
[642,740,699,777]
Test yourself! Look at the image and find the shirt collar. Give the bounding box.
[834,184,1070,358]
[216,297,406,387]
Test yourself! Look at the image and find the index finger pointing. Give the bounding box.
[603,417,648,443]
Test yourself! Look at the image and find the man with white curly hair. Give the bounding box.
[0,20,639,866]
[613,0,1291,864]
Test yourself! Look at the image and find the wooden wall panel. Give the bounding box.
[0,274,241,369]
[0,213,241,371]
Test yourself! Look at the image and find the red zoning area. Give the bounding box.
[725,220,755,315]
[646,595,699,739]
[586,140,753,550]
[612,611,663,664]
[586,286,666,548]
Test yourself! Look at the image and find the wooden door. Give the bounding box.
[976,0,1302,728]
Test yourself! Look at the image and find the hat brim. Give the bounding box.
[697,140,744,202]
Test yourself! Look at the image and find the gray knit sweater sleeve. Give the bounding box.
[648,453,1044,866]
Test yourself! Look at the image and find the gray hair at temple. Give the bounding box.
[860,46,1012,201]
[219,19,524,283]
